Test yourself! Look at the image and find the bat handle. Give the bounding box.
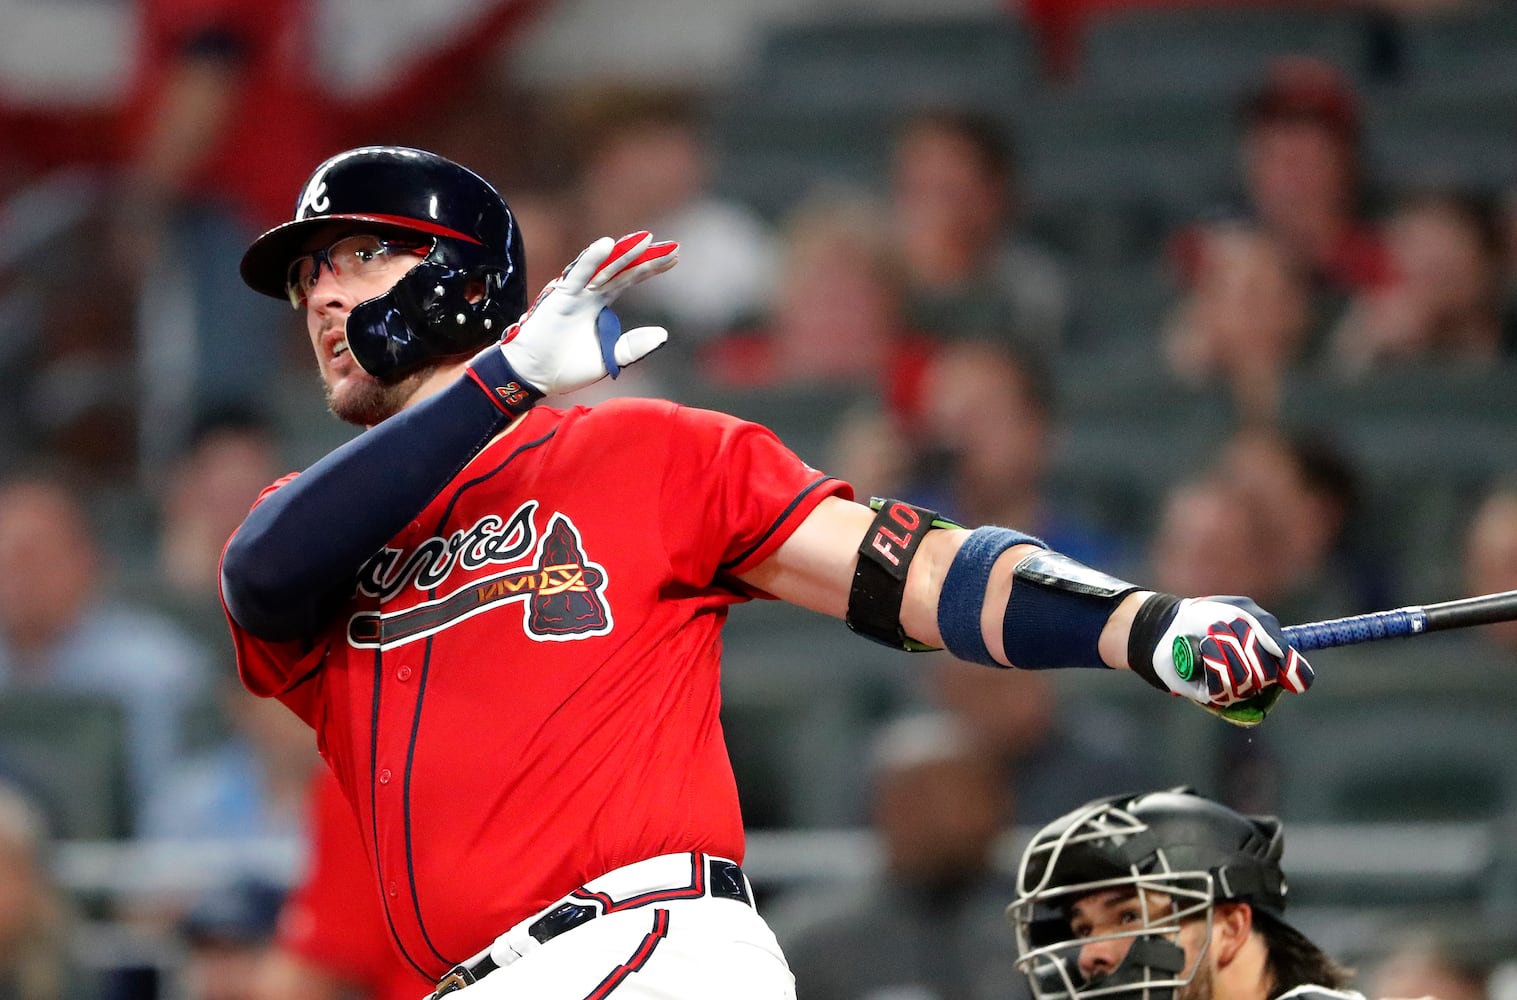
[1170,606,1428,667]
[1280,606,1427,651]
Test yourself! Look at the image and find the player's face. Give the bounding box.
[1067,888,1209,997]
[293,233,429,425]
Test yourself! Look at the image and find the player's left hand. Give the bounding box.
[1143,596,1314,726]
[496,231,678,396]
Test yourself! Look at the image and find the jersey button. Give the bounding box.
[388,881,398,898]
[379,768,392,785]
[409,520,422,534]
[396,666,412,682]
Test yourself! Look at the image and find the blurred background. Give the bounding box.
[2,0,1517,997]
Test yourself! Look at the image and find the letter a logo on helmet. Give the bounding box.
[240,146,529,382]
[297,174,331,218]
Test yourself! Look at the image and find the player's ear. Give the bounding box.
[1211,902,1255,967]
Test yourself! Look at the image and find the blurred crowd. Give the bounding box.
[2,0,1517,997]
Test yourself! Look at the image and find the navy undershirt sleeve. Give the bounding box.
[221,371,513,641]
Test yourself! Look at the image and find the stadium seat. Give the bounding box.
[719,600,915,829]
[0,691,131,839]
[1392,6,1517,101]
[1075,5,1371,100]
[1363,88,1517,195]
[1261,669,1517,824]
[742,14,1037,115]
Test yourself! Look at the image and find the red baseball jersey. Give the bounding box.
[228,397,850,979]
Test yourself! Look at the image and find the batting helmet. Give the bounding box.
[1007,788,1294,1000]
[240,145,528,382]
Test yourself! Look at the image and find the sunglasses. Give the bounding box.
[286,234,431,309]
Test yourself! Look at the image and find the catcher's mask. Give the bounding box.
[1007,788,1290,1000]
[240,145,528,382]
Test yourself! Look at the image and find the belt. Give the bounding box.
[433,852,752,997]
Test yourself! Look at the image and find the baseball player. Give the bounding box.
[219,145,1316,999]
[1006,787,1360,1000]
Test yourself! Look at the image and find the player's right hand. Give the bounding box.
[495,231,678,396]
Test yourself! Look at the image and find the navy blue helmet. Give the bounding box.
[240,145,528,382]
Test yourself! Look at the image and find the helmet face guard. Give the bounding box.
[345,237,520,381]
[241,145,528,382]
[1007,790,1289,1000]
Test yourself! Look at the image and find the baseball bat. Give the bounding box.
[1176,588,1517,728]
[1278,588,1517,651]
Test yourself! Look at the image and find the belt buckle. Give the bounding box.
[432,965,476,997]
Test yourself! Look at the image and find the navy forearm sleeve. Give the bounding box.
[221,371,514,641]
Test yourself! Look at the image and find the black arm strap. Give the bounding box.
[846,498,959,651]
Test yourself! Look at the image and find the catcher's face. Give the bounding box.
[1066,889,1214,1000]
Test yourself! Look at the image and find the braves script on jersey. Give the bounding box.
[226,398,849,979]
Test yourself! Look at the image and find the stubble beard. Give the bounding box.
[1173,959,1212,1000]
[324,367,431,427]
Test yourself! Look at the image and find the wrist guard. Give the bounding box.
[1000,550,1142,671]
[1125,591,1183,692]
[466,345,543,418]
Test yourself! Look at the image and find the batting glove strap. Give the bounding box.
[466,345,544,418]
[1126,591,1183,693]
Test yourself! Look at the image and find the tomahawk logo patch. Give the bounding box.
[347,511,612,648]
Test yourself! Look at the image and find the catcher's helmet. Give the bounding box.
[1007,788,1290,1000]
[240,145,528,382]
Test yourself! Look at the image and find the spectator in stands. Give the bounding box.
[0,779,96,1000]
[923,654,1155,828]
[889,109,1070,356]
[1463,479,1517,654]
[1145,473,1287,814]
[176,877,286,1000]
[1171,55,1391,355]
[116,0,548,472]
[1148,474,1281,610]
[142,405,283,654]
[773,712,1028,1000]
[1161,221,1313,423]
[698,191,931,395]
[0,471,211,832]
[1330,189,1512,374]
[115,0,322,471]
[1219,425,1374,624]
[570,86,779,345]
[893,339,1127,570]
[1144,445,1366,813]
[138,676,319,842]
[258,768,436,1000]
[1236,57,1390,305]
[1365,928,1493,1000]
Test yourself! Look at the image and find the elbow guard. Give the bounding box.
[846,498,960,651]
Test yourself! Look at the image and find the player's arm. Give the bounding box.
[739,496,1314,717]
[221,235,677,642]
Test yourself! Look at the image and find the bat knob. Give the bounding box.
[1172,635,1283,728]
[1172,635,1200,681]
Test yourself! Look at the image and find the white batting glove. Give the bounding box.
[1130,594,1313,727]
[497,231,679,396]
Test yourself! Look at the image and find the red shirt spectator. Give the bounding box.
[266,767,436,1000]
